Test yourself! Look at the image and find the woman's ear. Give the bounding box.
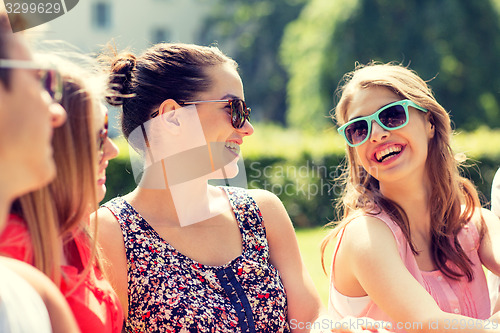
[158,99,183,134]
[427,114,435,139]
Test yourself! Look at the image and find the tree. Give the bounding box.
[281,0,500,130]
[199,0,308,124]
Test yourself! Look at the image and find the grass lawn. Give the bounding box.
[295,226,336,307]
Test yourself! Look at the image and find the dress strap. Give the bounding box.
[331,225,348,282]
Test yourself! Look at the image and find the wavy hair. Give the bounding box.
[321,62,484,281]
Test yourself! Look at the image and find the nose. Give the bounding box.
[102,137,120,162]
[237,119,254,137]
[369,120,389,143]
[49,101,67,128]
[43,90,67,128]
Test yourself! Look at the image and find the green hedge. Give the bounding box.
[103,124,500,227]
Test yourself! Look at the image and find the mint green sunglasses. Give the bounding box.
[337,99,428,147]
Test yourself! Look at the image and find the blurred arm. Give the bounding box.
[0,256,80,333]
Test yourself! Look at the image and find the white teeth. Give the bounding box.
[375,145,402,162]
[225,142,240,151]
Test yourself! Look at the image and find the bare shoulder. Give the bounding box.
[479,207,500,224]
[340,214,398,257]
[90,206,126,266]
[90,206,122,239]
[245,189,299,253]
[91,206,119,226]
[467,205,499,234]
[343,214,394,236]
[90,206,125,272]
[91,206,129,314]
[247,188,284,210]
[246,188,289,229]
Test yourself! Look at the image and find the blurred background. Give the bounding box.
[32,0,500,305]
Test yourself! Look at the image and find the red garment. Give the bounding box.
[0,214,123,333]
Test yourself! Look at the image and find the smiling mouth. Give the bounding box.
[224,141,240,155]
[375,145,403,162]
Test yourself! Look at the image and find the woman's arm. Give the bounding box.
[250,189,324,333]
[478,168,500,272]
[476,208,500,275]
[91,207,129,318]
[335,215,500,333]
[474,206,500,314]
[0,257,80,333]
[491,168,500,217]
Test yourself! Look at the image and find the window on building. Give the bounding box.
[93,2,111,29]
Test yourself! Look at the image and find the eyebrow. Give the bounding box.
[220,94,241,100]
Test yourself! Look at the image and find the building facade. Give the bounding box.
[43,0,212,53]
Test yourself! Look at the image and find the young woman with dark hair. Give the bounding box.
[96,43,323,332]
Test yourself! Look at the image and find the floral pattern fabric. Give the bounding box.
[103,186,290,333]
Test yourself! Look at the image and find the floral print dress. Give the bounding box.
[103,186,290,333]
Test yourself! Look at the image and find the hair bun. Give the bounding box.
[107,53,137,106]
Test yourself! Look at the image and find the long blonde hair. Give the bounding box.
[322,62,483,281]
[8,57,105,290]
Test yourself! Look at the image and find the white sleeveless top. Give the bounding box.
[0,262,52,333]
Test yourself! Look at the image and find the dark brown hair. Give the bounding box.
[104,43,237,140]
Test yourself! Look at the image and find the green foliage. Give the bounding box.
[453,126,500,159]
[199,0,308,124]
[242,122,345,159]
[280,0,361,129]
[281,0,500,130]
[103,125,500,227]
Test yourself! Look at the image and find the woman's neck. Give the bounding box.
[129,162,231,227]
[0,202,8,231]
[379,175,432,234]
[0,188,12,231]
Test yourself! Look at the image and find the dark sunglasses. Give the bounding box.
[0,59,62,103]
[150,98,251,129]
[338,99,428,147]
[98,113,109,151]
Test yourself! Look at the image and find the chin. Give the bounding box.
[96,185,106,203]
[208,160,239,180]
[39,159,57,187]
